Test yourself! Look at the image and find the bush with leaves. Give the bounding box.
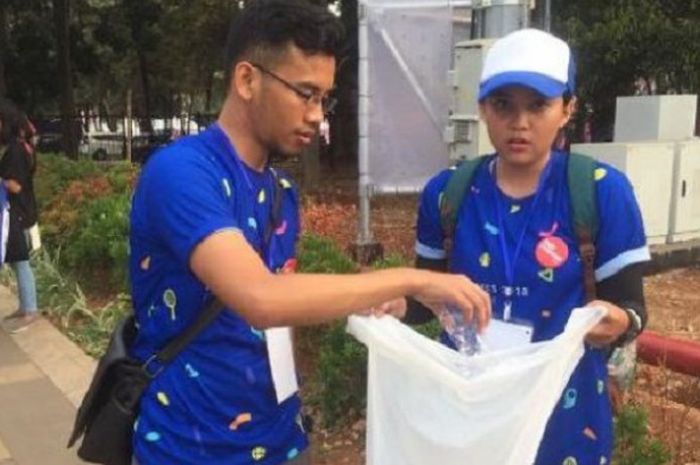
[61,191,131,290]
[35,155,137,291]
[613,404,671,465]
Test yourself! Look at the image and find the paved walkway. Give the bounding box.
[0,285,95,465]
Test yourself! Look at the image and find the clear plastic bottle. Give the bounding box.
[445,306,481,357]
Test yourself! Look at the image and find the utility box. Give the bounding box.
[668,139,700,243]
[446,39,495,162]
[572,142,675,245]
[614,95,698,142]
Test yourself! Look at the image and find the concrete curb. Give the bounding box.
[0,285,95,408]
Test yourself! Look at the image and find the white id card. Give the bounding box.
[264,327,299,404]
[481,319,534,351]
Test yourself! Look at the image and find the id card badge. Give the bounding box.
[264,327,299,404]
[481,318,534,351]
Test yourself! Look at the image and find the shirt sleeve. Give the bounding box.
[0,144,26,184]
[138,146,241,267]
[593,163,650,282]
[415,169,452,260]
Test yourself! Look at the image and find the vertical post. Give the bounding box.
[544,0,551,32]
[357,3,371,246]
[126,88,133,163]
[350,2,383,264]
[473,0,529,39]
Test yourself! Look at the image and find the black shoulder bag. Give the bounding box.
[67,297,223,465]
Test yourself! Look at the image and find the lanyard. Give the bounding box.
[492,157,552,320]
[211,123,277,269]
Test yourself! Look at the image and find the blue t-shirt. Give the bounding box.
[416,151,649,465]
[128,124,307,465]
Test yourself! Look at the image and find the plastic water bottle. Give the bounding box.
[445,306,481,357]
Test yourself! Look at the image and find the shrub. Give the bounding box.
[34,155,136,291]
[62,192,131,290]
[613,404,671,465]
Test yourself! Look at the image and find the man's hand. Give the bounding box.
[584,300,630,347]
[413,272,491,333]
[367,298,407,319]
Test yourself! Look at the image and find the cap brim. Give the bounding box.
[478,71,568,101]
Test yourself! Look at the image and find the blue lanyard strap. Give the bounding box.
[493,157,553,290]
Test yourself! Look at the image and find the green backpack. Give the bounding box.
[438,152,599,301]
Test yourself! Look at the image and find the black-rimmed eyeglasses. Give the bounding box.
[250,62,337,115]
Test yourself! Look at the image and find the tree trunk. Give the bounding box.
[53,0,78,159]
[302,135,321,189]
[0,3,8,98]
[137,50,153,132]
[330,0,359,170]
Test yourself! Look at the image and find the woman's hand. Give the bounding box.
[3,179,21,194]
[584,300,630,347]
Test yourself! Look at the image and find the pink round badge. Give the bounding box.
[535,236,569,269]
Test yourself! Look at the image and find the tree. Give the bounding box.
[331,0,359,169]
[0,3,8,97]
[552,0,700,140]
[53,0,78,158]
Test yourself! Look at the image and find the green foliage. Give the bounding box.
[34,153,104,210]
[62,191,131,289]
[372,253,410,269]
[613,405,672,465]
[295,234,364,427]
[34,155,135,291]
[297,234,357,274]
[553,0,700,140]
[311,320,368,427]
[28,249,130,357]
[1,0,240,116]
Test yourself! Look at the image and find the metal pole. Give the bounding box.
[357,3,373,245]
[544,0,551,32]
[126,88,133,163]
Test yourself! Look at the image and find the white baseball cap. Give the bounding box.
[478,28,576,101]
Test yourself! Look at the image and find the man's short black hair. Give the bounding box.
[224,0,345,85]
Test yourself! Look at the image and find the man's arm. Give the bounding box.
[404,256,448,325]
[190,230,491,329]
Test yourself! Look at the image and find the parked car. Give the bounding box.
[79,133,125,160]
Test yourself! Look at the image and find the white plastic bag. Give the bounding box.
[347,307,606,465]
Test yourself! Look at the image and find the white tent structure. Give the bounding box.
[356,0,474,248]
[355,0,530,252]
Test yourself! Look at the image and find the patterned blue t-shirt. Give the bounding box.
[416,150,650,465]
[128,124,307,465]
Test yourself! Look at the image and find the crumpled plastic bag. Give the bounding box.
[347,307,606,465]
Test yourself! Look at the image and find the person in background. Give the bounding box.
[407,29,648,465]
[0,104,40,333]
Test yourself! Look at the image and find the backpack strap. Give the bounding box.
[567,152,599,302]
[439,153,599,302]
[439,156,489,243]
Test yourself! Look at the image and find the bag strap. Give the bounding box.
[143,169,287,377]
[265,168,285,246]
[439,156,489,241]
[144,297,224,377]
[567,152,599,302]
[439,153,599,301]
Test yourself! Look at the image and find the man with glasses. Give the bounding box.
[127,1,491,464]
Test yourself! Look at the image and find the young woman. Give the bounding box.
[1,105,39,333]
[408,29,648,465]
